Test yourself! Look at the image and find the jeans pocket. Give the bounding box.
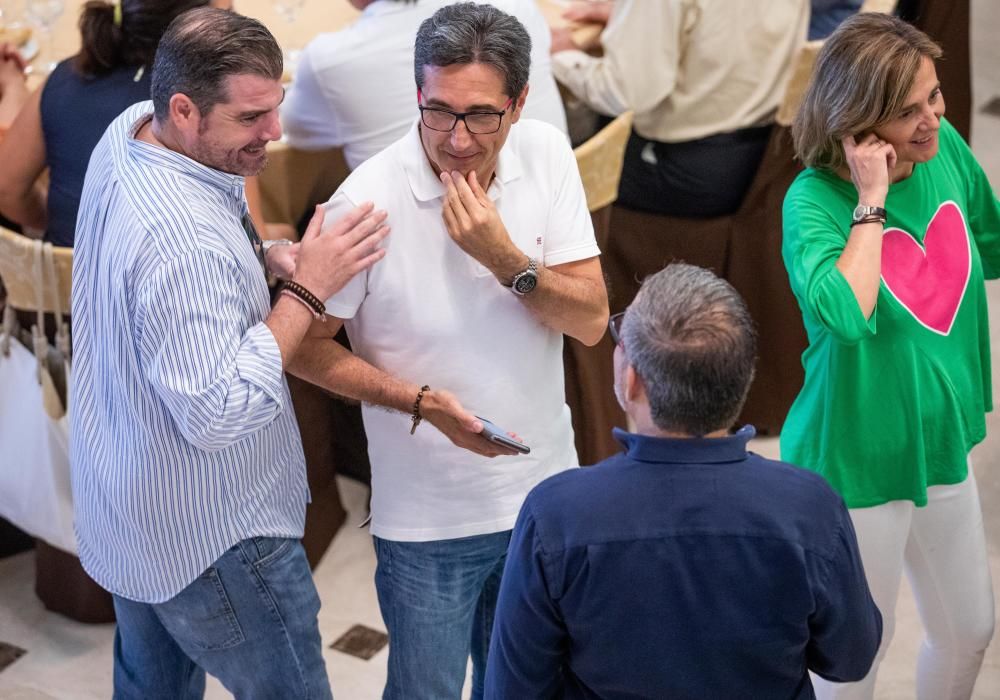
[249,536,295,570]
[157,567,245,652]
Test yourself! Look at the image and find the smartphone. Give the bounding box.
[476,416,531,454]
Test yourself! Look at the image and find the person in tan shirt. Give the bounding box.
[552,0,808,217]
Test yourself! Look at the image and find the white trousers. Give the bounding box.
[813,469,995,700]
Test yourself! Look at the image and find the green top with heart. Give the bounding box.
[780,118,1000,508]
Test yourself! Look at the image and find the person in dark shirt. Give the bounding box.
[485,263,882,700]
[0,0,208,245]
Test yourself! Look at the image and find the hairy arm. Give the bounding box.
[289,316,519,458]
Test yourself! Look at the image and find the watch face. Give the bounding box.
[514,273,538,295]
[853,205,867,221]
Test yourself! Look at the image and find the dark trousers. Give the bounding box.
[617,125,773,218]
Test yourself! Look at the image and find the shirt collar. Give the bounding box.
[122,101,246,203]
[612,425,756,465]
[399,118,524,203]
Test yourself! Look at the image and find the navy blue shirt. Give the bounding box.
[809,0,863,39]
[485,427,881,700]
[41,59,151,247]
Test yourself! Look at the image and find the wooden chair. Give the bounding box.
[0,228,72,417]
[0,228,117,623]
[563,111,633,465]
[0,228,72,315]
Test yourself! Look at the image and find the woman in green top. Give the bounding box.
[782,13,999,700]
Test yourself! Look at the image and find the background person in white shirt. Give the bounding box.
[281,0,568,171]
[71,8,388,697]
[551,0,809,217]
[287,4,607,698]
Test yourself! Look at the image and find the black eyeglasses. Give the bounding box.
[608,311,625,347]
[418,93,514,135]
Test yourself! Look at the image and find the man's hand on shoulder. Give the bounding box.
[440,170,525,284]
[292,201,390,301]
[420,388,521,458]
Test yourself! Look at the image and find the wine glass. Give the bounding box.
[272,0,305,71]
[24,0,63,74]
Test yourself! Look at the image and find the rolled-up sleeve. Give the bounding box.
[783,187,877,345]
[551,0,687,119]
[137,248,286,453]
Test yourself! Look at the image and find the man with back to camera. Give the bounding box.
[485,264,883,699]
[287,3,608,697]
[70,8,389,697]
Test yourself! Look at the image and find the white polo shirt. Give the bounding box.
[323,118,598,542]
[281,0,568,170]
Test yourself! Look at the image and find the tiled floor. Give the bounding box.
[3,2,1000,698]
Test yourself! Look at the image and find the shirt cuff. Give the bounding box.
[551,50,596,91]
[237,321,287,406]
[815,268,877,343]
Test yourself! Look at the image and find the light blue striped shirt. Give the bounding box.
[70,101,309,603]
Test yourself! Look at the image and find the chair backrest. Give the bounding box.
[860,0,897,12]
[573,111,635,213]
[776,1,900,127]
[776,40,825,127]
[0,228,73,314]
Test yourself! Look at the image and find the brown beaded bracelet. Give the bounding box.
[282,280,326,318]
[410,385,430,435]
[280,289,323,320]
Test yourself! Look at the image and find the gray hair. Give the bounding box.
[621,264,757,437]
[150,7,283,122]
[793,13,942,172]
[414,2,531,99]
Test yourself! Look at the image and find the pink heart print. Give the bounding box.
[880,201,971,336]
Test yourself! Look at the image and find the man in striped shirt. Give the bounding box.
[70,8,388,697]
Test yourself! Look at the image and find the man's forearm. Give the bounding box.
[288,327,418,412]
[520,265,608,345]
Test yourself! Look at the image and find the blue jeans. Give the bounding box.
[374,531,512,700]
[112,537,332,699]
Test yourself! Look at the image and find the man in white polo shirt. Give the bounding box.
[289,4,607,698]
[281,0,568,171]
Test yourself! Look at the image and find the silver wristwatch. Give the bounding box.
[510,259,539,296]
[262,238,294,254]
[851,205,887,225]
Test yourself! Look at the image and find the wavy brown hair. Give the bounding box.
[792,13,942,172]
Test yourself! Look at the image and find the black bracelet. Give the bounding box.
[282,280,326,317]
[410,385,430,435]
[850,215,886,227]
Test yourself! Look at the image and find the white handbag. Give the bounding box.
[0,240,77,554]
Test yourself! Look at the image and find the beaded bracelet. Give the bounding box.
[410,385,431,435]
[282,280,326,318]
[280,289,324,320]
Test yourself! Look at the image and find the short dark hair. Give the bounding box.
[150,7,282,122]
[75,0,210,77]
[414,2,531,99]
[621,264,757,436]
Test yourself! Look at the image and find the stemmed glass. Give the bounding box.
[24,0,63,74]
[272,0,305,71]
